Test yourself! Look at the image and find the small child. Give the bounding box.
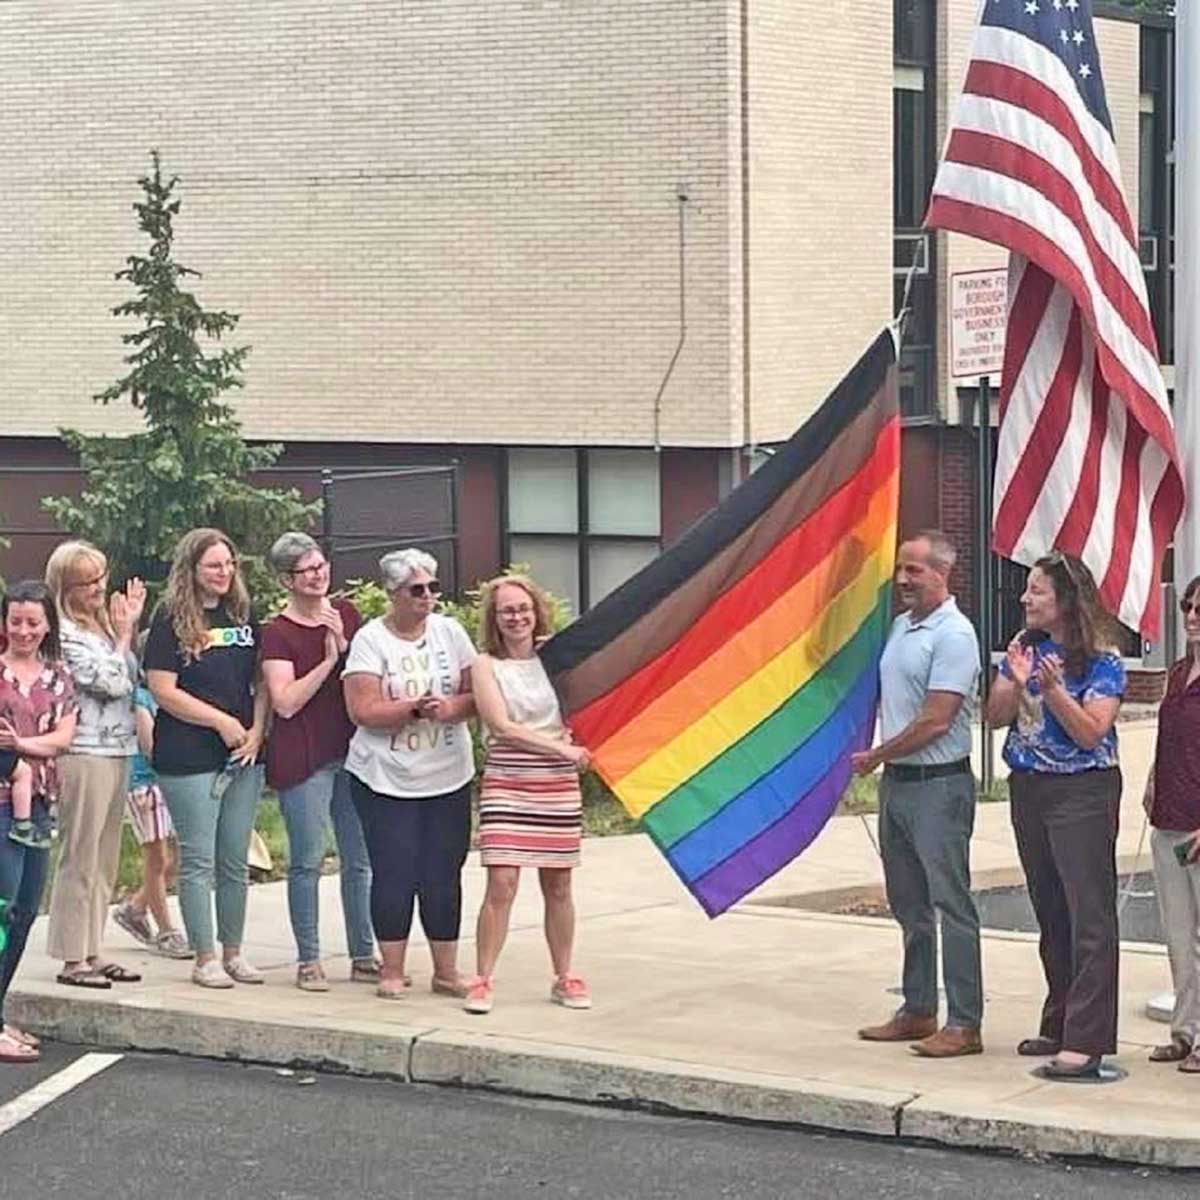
[112,684,192,959]
[2,742,48,850]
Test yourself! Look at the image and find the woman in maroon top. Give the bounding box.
[262,533,375,992]
[1145,573,1200,1073]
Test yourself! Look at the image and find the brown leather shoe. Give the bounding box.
[857,1012,938,1042]
[910,1025,983,1058]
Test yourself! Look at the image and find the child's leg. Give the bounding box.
[9,761,32,822]
[140,838,174,934]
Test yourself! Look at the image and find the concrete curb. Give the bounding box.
[11,988,1200,1169]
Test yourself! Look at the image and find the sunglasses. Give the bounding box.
[1181,598,1200,616]
[407,581,442,598]
[1043,549,1081,589]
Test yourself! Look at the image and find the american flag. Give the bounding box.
[926,0,1183,637]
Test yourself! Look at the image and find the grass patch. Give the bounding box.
[836,772,1010,816]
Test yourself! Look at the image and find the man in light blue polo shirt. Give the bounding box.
[850,530,983,1058]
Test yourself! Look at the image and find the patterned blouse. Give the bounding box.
[59,618,138,757]
[1000,640,1125,775]
[0,659,79,806]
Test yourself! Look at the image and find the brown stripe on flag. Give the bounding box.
[555,384,896,716]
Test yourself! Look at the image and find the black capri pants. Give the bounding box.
[348,773,472,942]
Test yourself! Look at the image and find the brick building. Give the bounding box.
[0,1,1176,643]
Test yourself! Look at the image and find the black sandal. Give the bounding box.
[56,969,111,990]
[1149,1037,1191,1063]
[1016,1037,1060,1057]
[95,963,142,984]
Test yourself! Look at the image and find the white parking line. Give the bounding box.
[0,1052,124,1137]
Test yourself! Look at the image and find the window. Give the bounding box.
[1139,23,1174,363]
[893,0,937,419]
[505,448,661,615]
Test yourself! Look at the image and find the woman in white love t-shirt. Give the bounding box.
[342,548,477,1001]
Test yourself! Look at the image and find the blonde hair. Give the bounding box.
[478,574,553,658]
[45,540,115,639]
[163,528,250,661]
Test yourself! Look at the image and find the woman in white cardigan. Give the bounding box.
[44,541,146,989]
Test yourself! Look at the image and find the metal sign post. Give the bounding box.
[976,376,994,795]
[950,269,1007,797]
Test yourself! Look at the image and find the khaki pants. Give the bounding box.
[47,754,130,963]
[1151,828,1200,1046]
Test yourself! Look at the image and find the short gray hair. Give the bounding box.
[380,548,439,592]
[911,529,957,573]
[268,531,323,576]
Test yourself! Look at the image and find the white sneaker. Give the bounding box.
[192,960,234,989]
[223,955,264,985]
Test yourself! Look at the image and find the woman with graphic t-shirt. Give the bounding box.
[342,548,477,1001]
[986,552,1125,1081]
[144,529,268,990]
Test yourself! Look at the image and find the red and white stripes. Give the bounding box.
[927,18,1182,635]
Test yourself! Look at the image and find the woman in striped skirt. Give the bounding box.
[465,575,590,1015]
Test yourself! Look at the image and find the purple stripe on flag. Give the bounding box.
[686,717,871,917]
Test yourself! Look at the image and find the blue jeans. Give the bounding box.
[0,806,51,1024]
[159,765,264,956]
[278,763,374,963]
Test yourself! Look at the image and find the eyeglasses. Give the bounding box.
[1181,599,1200,616]
[68,571,108,590]
[288,562,329,579]
[498,604,535,619]
[407,581,442,598]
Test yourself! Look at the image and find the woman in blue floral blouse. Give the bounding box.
[986,552,1125,1080]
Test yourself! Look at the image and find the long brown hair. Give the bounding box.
[1032,551,1119,677]
[162,528,250,661]
[478,574,553,658]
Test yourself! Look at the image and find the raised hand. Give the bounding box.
[124,578,147,626]
[109,590,131,636]
[1036,653,1065,695]
[317,602,348,653]
[1005,637,1035,688]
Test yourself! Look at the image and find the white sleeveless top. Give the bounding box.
[487,655,565,740]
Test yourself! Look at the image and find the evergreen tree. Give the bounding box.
[44,152,318,611]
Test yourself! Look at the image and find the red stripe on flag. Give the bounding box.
[924,197,1179,467]
[997,261,1055,422]
[992,308,1083,555]
[963,61,1137,247]
[1140,468,1185,638]
[1054,357,1109,554]
[943,129,1156,352]
[1098,417,1147,619]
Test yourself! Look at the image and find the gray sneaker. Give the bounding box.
[113,902,155,948]
[155,930,193,960]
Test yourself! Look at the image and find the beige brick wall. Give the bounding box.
[935,2,1144,415]
[746,0,893,446]
[0,0,741,448]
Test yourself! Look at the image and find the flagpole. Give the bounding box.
[1176,0,1200,601]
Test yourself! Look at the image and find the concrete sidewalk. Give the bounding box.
[11,720,1199,1168]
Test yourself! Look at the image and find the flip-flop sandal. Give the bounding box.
[3,1025,40,1050]
[0,1032,39,1064]
[1149,1037,1191,1063]
[1179,1050,1200,1074]
[95,963,142,983]
[375,983,408,1001]
[56,969,112,990]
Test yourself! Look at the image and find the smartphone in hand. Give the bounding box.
[1174,838,1197,867]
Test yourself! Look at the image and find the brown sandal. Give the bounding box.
[1149,1037,1191,1063]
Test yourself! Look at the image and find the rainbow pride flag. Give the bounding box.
[541,332,900,915]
